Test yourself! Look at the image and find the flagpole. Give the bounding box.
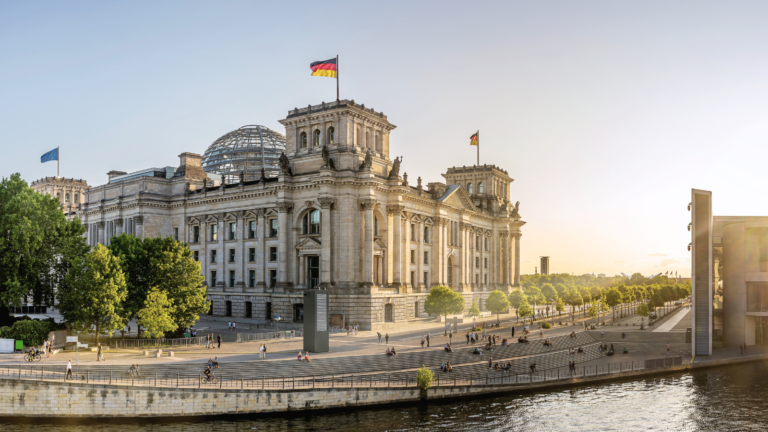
[477,131,479,166]
[57,146,60,178]
[336,54,339,102]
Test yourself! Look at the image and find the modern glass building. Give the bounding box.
[201,125,286,184]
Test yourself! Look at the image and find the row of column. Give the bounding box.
[86,216,142,247]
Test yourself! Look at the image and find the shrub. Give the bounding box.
[416,365,434,399]
[542,321,552,329]
[2,320,55,347]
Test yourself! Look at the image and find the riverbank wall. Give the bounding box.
[0,354,764,417]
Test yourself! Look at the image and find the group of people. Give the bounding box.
[385,347,398,357]
[41,339,54,357]
[568,347,584,355]
[420,334,428,347]
[296,351,311,362]
[599,343,615,356]
[347,325,359,336]
[128,364,141,378]
[378,332,391,344]
[205,333,222,349]
[444,343,454,352]
[259,344,268,360]
[227,321,237,332]
[543,339,553,347]
[440,361,453,372]
[517,336,530,344]
[492,361,513,372]
[568,360,578,375]
[207,357,219,368]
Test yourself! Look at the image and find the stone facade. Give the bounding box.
[79,99,525,331]
[30,177,90,220]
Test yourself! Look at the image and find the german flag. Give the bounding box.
[310,58,337,78]
[470,131,479,146]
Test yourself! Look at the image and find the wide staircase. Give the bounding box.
[59,332,599,382]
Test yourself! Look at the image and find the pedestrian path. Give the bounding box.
[653,307,690,332]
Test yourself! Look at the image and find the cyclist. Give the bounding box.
[204,366,215,383]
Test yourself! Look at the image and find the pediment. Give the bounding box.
[187,216,200,225]
[374,239,387,250]
[441,186,477,212]
[264,208,278,217]
[296,237,322,250]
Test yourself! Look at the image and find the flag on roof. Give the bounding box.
[41,148,58,163]
[470,131,479,146]
[310,58,337,78]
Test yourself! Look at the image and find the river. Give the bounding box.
[2,361,767,431]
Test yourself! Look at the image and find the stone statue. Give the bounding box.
[322,145,336,170]
[279,152,292,176]
[402,172,408,186]
[239,171,245,184]
[511,201,520,218]
[417,176,422,190]
[359,150,373,170]
[202,178,208,190]
[388,156,401,179]
[260,167,267,180]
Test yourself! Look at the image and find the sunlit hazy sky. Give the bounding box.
[3,1,768,278]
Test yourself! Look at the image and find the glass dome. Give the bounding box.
[201,125,286,184]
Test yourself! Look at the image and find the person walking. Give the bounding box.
[263,344,267,359]
[466,333,470,345]
[66,360,72,380]
[97,343,104,362]
[217,334,222,349]
[426,333,430,347]
[488,356,493,368]
[385,333,390,344]
[511,326,515,337]
[666,342,670,355]
[228,321,232,332]
[420,335,425,348]
[233,322,237,332]
[259,344,264,360]
[377,332,382,343]
[206,334,210,349]
[449,331,453,343]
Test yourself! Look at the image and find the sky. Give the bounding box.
[3,1,768,278]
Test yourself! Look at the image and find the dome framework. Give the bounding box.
[201,125,286,184]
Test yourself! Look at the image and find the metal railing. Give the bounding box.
[237,331,296,343]
[112,337,208,349]
[0,357,683,391]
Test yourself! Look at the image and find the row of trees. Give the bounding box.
[0,174,209,343]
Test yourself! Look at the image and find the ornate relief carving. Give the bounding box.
[318,197,336,209]
[276,202,294,213]
[359,198,377,210]
[115,219,123,228]
[134,216,144,225]
[387,205,404,215]
[96,221,105,229]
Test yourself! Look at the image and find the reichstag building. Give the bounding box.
[72,99,525,331]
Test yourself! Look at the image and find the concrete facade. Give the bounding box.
[79,99,525,331]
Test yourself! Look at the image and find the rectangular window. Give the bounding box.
[211,250,217,263]
[210,270,217,286]
[411,224,416,241]
[173,227,179,241]
[249,270,255,288]
[193,251,199,261]
[485,238,489,251]
[229,270,235,288]
[269,247,277,262]
[747,282,768,312]
[476,257,479,268]
[193,226,200,242]
[249,221,256,239]
[269,270,277,287]
[411,271,415,287]
[210,224,218,241]
[424,226,429,243]
[269,219,278,237]
[249,247,256,262]
[229,249,235,263]
[423,272,428,288]
[229,222,236,240]
[424,251,429,265]
[484,257,488,269]
[475,274,479,286]
[410,250,415,264]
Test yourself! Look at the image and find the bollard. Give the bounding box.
[388,374,390,387]
[199,374,201,388]
[333,374,335,388]
[41,366,44,381]
[350,375,353,388]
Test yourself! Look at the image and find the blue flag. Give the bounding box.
[41,148,58,163]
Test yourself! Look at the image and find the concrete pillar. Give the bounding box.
[513,233,521,287]
[360,199,376,288]
[236,213,246,292]
[200,221,207,286]
[255,211,266,290]
[389,205,403,287]
[319,198,335,287]
[97,222,105,245]
[723,222,746,348]
[416,220,423,291]
[276,203,293,290]
[217,217,225,289]
[502,233,509,285]
[403,215,411,292]
[135,216,144,239]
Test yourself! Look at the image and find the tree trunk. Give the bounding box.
[95,323,100,344]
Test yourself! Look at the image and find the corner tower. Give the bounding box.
[278,100,397,177]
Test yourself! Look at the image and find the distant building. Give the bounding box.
[30,177,90,221]
[540,256,550,276]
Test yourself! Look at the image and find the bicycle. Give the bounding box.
[204,374,218,384]
[25,352,41,362]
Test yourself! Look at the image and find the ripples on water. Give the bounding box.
[3,362,768,431]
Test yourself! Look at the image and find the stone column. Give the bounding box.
[319,198,336,288]
[403,214,411,292]
[216,215,225,289]
[135,216,144,239]
[501,232,509,285]
[255,210,266,290]
[416,219,423,292]
[115,219,123,236]
[200,220,207,286]
[360,199,376,289]
[276,203,293,290]
[513,233,521,287]
[457,223,464,291]
[97,222,105,246]
[388,205,403,287]
[236,212,246,292]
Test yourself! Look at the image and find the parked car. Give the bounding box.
[649,312,658,320]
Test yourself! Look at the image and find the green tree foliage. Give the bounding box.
[508,289,526,321]
[468,299,481,318]
[416,365,434,397]
[424,286,465,322]
[517,300,533,321]
[0,319,58,347]
[556,297,565,314]
[485,290,511,323]
[637,303,650,318]
[0,173,87,325]
[587,303,598,321]
[108,234,151,335]
[524,285,545,305]
[541,283,558,303]
[137,287,177,339]
[59,244,128,343]
[605,288,623,320]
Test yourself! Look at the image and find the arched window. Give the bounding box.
[313,129,321,146]
[478,182,484,193]
[65,193,70,203]
[56,192,60,201]
[300,132,307,148]
[447,259,453,286]
[327,127,335,144]
[74,194,79,203]
[365,131,370,148]
[302,209,321,235]
[375,133,382,152]
[374,216,379,236]
[467,183,473,194]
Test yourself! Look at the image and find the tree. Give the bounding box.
[108,234,151,337]
[58,244,127,343]
[587,304,598,326]
[485,290,511,324]
[637,303,650,329]
[517,300,533,323]
[416,365,434,399]
[424,286,465,333]
[137,287,176,341]
[525,285,545,305]
[541,283,558,303]
[468,299,481,318]
[0,173,87,325]
[605,288,623,320]
[556,298,565,316]
[146,237,209,334]
[564,287,583,320]
[508,289,526,322]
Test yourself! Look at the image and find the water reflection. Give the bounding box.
[3,362,768,431]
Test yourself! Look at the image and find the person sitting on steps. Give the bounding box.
[446,362,453,372]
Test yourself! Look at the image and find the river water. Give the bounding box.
[3,361,767,431]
